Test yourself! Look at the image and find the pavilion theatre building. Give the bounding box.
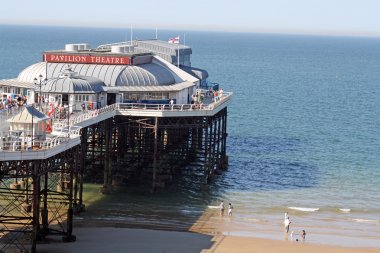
[1,40,208,111]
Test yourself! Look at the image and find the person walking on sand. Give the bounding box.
[219,201,225,216]
[284,217,291,233]
[228,203,233,216]
[301,230,306,240]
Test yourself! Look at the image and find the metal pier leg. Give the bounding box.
[221,108,228,169]
[63,153,76,242]
[31,161,41,253]
[101,120,112,194]
[78,128,87,211]
[212,115,217,172]
[152,117,158,190]
[41,171,49,234]
[203,120,209,184]
[216,113,222,169]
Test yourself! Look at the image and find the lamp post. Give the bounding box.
[33,74,47,111]
[67,104,71,139]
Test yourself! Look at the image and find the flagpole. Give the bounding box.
[177,36,180,67]
[130,25,133,44]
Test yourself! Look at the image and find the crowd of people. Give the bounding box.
[0,95,28,115]
[191,87,224,109]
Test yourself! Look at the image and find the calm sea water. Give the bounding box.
[1,25,379,246]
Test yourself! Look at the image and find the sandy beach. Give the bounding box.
[209,236,380,253]
[36,206,380,253]
[35,184,380,252]
[37,226,380,253]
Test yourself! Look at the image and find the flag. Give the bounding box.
[168,36,180,44]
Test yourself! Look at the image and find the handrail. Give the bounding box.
[0,92,232,153]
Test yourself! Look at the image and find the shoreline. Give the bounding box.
[189,207,380,249]
[66,184,380,252]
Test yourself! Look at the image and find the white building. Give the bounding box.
[0,40,210,111]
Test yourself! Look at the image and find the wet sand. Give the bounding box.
[208,236,380,253]
[190,208,380,253]
[37,187,380,253]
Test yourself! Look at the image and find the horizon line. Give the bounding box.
[1,22,380,39]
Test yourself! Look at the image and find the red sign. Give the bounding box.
[44,53,131,65]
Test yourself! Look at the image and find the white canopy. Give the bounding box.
[7,106,50,124]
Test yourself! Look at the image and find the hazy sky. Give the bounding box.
[1,0,380,36]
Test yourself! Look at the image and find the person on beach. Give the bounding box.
[301,230,306,240]
[284,217,291,233]
[228,203,233,216]
[284,212,288,220]
[220,201,225,216]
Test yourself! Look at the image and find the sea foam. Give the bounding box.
[288,206,319,212]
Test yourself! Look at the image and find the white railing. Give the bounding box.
[0,128,81,152]
[52,104,117,129]
[39,127,81,150]
[0,92,232,154]
[117,91,232,112]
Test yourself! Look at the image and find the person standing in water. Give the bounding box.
[219,201,225,216]
[284,217,291,233]
[228,203,233,216]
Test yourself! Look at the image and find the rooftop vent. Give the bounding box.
[58,65,78,78]
[111,45,136,54]
[65,43,91,51]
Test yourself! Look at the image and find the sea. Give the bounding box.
[0,24,379,247]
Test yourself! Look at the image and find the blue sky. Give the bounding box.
[1,0,380,36]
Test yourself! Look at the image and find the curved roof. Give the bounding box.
[180,66,209,80]
[17,62,46,82]
[41,75,105,94]
[17,62,175,87]
[115,63,174,86]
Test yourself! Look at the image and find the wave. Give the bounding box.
[288,206,319,212]
[339,208,351,213]
[208,205,220,209]
[352,219,380,225]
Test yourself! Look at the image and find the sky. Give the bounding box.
[1,0,380,37]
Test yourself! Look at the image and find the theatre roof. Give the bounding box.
[17,62,176,87]
[41,75,106,94]
[0,79,35,89]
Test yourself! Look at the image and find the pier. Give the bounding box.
[0,39,232,252]
[0,95,231,252]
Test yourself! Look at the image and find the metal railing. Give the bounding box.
[117,91,232,112]
[0,91,232,153]
[52,103,117,129]
[0,128,81,152]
